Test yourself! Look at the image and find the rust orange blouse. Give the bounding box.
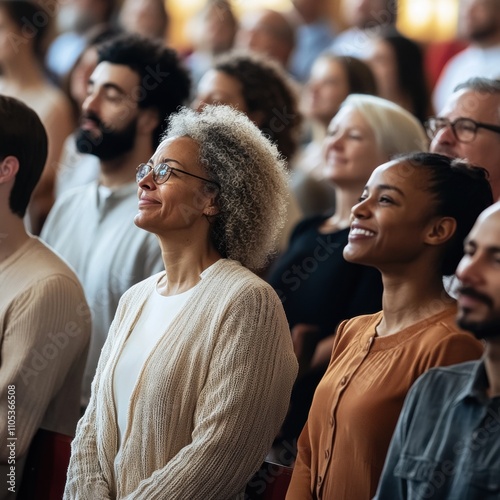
[287,306,484,500]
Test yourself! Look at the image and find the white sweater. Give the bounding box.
[64,259,298,500]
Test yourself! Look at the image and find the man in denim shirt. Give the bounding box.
[375,202,500,500]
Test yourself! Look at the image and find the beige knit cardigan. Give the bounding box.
[64,259,298,499]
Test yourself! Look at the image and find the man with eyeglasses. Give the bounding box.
[41,33,191,408]
[427,77,500,200]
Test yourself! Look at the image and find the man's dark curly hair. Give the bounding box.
[213,50,301,162]
[97,33,191,148]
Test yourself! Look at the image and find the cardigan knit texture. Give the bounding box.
[64,259,298,500]
[0,237,90,496]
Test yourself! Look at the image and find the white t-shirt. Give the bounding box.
[433,44,500,113]
[113,280,197,448]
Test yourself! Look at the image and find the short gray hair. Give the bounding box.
[338,94,428,155]
[163,105,289,271]
[454,77,500,123]
[454,77,500,94]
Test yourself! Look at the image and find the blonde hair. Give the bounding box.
[164,105,289,271]
[339,94,428,155]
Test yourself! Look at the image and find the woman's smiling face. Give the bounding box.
[321,106,389,189]
[134,136,217,238]
[343,159,444,271]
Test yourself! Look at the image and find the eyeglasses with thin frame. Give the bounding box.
[136,162,220,189]
[425,116,500,143]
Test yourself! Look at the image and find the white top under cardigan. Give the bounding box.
[64,258,298,500]
[113,284,197,448]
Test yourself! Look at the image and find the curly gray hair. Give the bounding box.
[163,105,289,270]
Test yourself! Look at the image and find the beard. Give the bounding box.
[75,113,137,162]
[457,286,500,340]
[467,20,498,42]
[457,316,500,340]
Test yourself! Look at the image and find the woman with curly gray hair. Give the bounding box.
[64,105,298,499]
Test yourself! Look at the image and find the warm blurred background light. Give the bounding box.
[398,0,459,42]
[166,0,460,51]
[167,0,292,51]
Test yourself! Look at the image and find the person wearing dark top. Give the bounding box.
[270,214,383,338]
[266,94,428,461]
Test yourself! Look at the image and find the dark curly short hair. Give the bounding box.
[97,33,191,148]
[213,50,302,162]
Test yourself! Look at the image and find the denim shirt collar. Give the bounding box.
[459,359,490,404]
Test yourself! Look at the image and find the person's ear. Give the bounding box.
[203,203,220,217]
[0,156,20,184]
[424,216,456,246]
[138,108,160,136]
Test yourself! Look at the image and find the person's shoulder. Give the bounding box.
[207,259,282,301]
[434,307,480,339]
[425,359,478,377]
[434,45,478,87]
[419,306,483,351]
[42,183,96,235]
[412,360,478,396]
[50,183,96,212]
[4,239,87,310]
[22,238,82,286]
[428,305,462,330]
[209,259,266,286]
[290,213,331,240]
[444,44,474,65]
[343,311,383,329]
[397,361,478,427]
[40,82,72,107]
[335,311,383,344]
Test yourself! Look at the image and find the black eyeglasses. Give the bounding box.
[136,163,220,189]
[425,116,500,143]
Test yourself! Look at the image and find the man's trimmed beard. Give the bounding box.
[468,19,499,42]
[457,314,500,340]
[75,117,138,162]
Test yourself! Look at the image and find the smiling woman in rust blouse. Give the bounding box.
[287,153,493,500]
